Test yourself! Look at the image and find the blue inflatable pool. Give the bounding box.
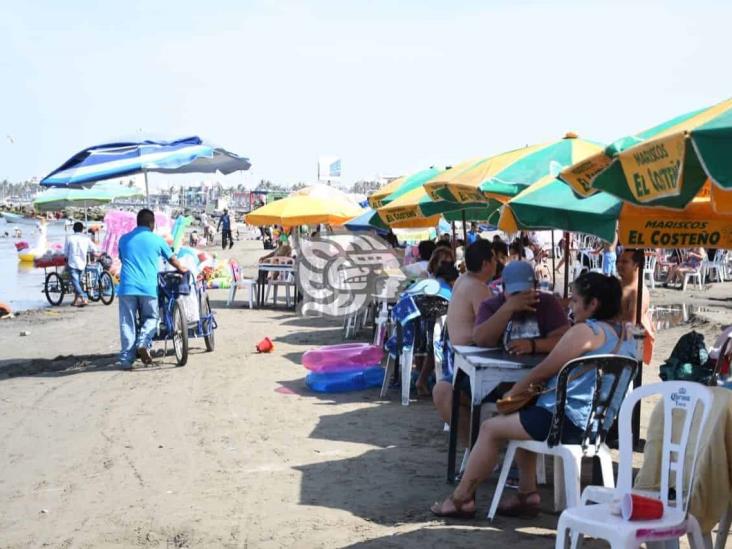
[305,366,385,393]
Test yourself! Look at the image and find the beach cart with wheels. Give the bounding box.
[40,254,115,306]
[154,271,217,367]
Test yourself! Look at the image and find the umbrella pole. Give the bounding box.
[451,221,456,252]
[461,210,467,243]
[551,230,556,290]
[144,170,150,207]
[563,231,570,299]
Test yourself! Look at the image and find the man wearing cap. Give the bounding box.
[473,261,569,353]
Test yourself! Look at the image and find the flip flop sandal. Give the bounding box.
[496,491,541,518]
[430,496,476,519]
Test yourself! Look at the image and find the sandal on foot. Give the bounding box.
[430,495,476,519]
[496,491,541,518]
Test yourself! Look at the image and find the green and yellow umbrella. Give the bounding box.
[560,97,732,212]
[377,185,502,226]
[425,134,603,204]
[367,166,442,209]
[368,175,407,209]
[498,176,621,241]
[376,159,502,226]
[499,178,732,249]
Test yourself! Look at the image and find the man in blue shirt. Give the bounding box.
[117,209,188,369]
[466,222,480,245]
[217,209,233,250]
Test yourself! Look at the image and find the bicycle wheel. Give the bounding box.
[86,270,101,302]
[172,300,189,366]
[44,272,65,306]
[98,272,115,305]
[201,293,215,352]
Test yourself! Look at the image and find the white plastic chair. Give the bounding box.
[682,261,704,291]
[487,355,639,519]
[643,253,657,290]
[706,250,727,283]
[227,260,256,309]
[263,258,295,307]
[555,381,713,549]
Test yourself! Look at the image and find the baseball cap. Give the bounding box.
[502,261,535,295]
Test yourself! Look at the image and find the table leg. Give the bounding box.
[447,370,462,484]
[468,395,481,499]
[554,457,566,511]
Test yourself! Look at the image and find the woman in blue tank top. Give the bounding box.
[431,272,636,519]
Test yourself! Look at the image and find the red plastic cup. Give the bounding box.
[256,337,274,353]
[621,493,664,521]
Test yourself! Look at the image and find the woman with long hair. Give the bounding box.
[430,272,636,518]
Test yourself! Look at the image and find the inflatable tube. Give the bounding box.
[302,343,384,371]
[305,361,381,374]
[14,241,29,251]
[0,301,12,318]
[305,366,385,393]
[18,251,37,263]
[177,247,200,262]
[172,216,192,252]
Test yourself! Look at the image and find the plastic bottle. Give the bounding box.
[502,320,513,350]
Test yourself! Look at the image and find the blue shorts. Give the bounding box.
[602,251,617,275]
[518,406,584,444]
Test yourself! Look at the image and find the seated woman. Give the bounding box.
[411,250,457,396]
[427,246,456,279]
[430,272,636,519]
[665,246,705,288]
[259,235,292,264]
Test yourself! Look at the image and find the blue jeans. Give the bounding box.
[68,268,87,300]
[119,295,159,365]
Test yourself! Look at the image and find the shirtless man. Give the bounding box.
[432,240,495,438]
[616,248,655,362]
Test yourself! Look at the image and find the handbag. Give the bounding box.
[495,322,628,415]
[495,382,546,414]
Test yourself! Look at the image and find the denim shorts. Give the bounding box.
[519,406,584,444]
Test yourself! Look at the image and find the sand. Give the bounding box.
[0,238,729,548]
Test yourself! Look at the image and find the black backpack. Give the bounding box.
[659,330,714,384]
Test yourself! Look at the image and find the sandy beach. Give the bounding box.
[1,238,729,548]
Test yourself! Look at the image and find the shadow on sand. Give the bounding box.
[0,347,208,380]
[289,385,614,546]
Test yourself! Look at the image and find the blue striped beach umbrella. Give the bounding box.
[40,137,251,197]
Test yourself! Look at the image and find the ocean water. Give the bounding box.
[0,219,74,312]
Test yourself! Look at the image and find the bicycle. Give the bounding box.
[154,271,216,367]
[42,255,115,307]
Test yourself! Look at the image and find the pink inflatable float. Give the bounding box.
[302,343,384,373]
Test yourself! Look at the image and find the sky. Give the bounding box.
[1,0,731,191]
